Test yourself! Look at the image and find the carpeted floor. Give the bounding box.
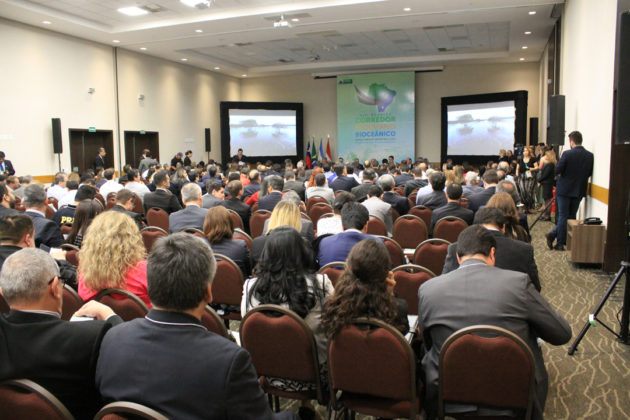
[267,214,630,419]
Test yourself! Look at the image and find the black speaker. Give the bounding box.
[530,117,539,144]
[52,118,62,154]
[548,95,565,145]
[205,128,211,152]
[615,12,630,145]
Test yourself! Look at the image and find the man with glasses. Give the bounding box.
[0,248,122,419]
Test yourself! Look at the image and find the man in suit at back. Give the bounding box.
[317,202,373,267]
[416,171,447,210]
[143,170,182,215]
[361,185,393,235]
[169,183,208,233]
[467,168,498,213]
[430,183,473,232]
[220,180,251,234]
[350,168,376,203]
[92,147,106,171]
[0,248,123,419]
[258,175,284,212]
[546,131,594,250]
[95,233,296,420]
[329,164,359,192]
[202,179,224,209]
[418,225,571,420]
[380,174,409,216]
[23,184,64,248]
[0,151,15,176]
[282,170,306,201]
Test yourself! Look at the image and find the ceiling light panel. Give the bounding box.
[118,6,149,16]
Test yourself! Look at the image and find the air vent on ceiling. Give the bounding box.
[438,47,453,52]
[141,3,168,13]
[235,42,253,47]
[278,58,295,63]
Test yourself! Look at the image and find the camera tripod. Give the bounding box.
[529,196,556,230]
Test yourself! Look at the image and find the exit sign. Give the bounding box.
[88,127,96,132]
[140,130,146,135]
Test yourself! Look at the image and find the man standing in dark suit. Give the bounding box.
[418,225,571,420]
[329,164,359,192]
[467,169,498,213]
[317,202,373,267]
[92,147,106,171]
[109,189,144,230]
[350,168,376,202]
[546,131,594,250]
[442,207,541,291]
[258,175,284,212]
[0,151,15,176]
[169,183,208,232]
[282,170,306,201]
[95,233,296,420]
[416,171,447,210]
[23,184,64,248]
[220,180,251,234]
[143,170,182,215]
[380,174,409,215]
[430,183,473,232]
[0,248,123,419]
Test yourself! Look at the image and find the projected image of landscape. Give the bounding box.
[229,109,297,157]
[447,101,516,155]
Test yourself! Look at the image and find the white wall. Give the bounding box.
[559,0,618,221]
[242,62,540,162]
[0,18,241,176]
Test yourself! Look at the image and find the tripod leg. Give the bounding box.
[618,263,630,344]
[568,266,626,355]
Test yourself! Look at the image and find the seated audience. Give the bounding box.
[405,165,429,196]
[203,206,250,277]
[220,180,251,234]
[169,183,208,233]
[95,233,296,419]
[77,211,149,306]
[13,175,32,200]
[52,185,97,227]
[416,171,447,210]
[242,227,333,417]
[57,179,79,209]
[329,164,359,192]
[316,191,355,236]
[283,170,306,201]
[361,184,393,235]
[202,179,225,209]
[394,163,413,186]
[124,169,150,202]
[0,248,122,419]
[430,183,473,232]
[418,225,571,419]
[258,175,284,212]
[380,173,409,215]
[486,192,530,242]
[242,169,261,201]
[109,189,144,229]
[98,168,123,201]
[350,168,376,203]
[467,168,498,213]
[496,179,530,237]
[46,172,68,201]
[317,202,372,267]
[143,170,182,214]
[462,171,483,196]
[65,199,103,248]
[23,184,65,248]
[262,192,313,240]
[0,181,19,218]
[306,172,334,205]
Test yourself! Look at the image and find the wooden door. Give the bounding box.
[124,131,159,168]
[69,129,114,175]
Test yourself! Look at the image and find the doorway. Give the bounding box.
[69,129,114,175]
[124,131,160,169]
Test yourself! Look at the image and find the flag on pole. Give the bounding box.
[305,140,312,169]
[326,137,332,161]
[311,139,317,161]
[319,139,324,162]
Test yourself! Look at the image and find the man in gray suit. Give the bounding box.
[418,225,571,420]
[169,183,208,233]
[361,184,393,235]
[202,179,224,209]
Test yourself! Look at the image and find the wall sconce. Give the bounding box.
[138,94,145,101]
[87,88,95,94]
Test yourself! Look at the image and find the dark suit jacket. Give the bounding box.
[0,159,15,175]
[351,182,373,202]
[25,210,65,248]
[220,198,251,234]
[404,178,428,196]
[555,146,594,198]
[283,180,306,201]
[96,309,294,420]
[92,155,105,171]
[394,173,413,186]
[442,229,541,291]
[329,176,359,192]
[168,205,208,233]
[0,310,122,419]
[418,259,571,419]
[109,205,144,230]
[143,189,182,215]
[317,230,373,267]
[430,201,473,231]
[243,182,261,200]
[416,190,447,210]
[209,238,251,277]
[382,191,409,215]
[0,205,20,219]
[466,186,496,213]
[257,191,283,212]
[202,194,223,209]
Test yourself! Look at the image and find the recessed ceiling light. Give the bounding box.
[42,20,52,25]
[112,40,121,43]
[403,7,411,12]
[242,74,247,77]
[195,29,203,33]
[118,6,149,16]
[140,47,147,51]
[291,18,300,22]
[522,46,528,49]
[528,10,536,15]
[524,31,532,35]
[214,67,220,70]
[180,0,211,7]
[181,58,188,61]
[519,58,525,61]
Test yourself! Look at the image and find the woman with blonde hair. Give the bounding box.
[538,149,557,220]
[486,192,530,243]
[203,206,250,276]
[516,145,539,176]
[77,211,149,306]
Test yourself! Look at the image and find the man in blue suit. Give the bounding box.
[546,131,594,250]
[317,202,372,267]
[257,175,284,212]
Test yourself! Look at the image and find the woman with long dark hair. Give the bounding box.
[66,199,103,248]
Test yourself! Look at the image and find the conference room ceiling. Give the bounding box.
[0,0,564,77]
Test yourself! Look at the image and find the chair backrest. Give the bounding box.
[132,194,143,214]
[45,205,55,219]
[392,264,435,315]
[146,207,169,232]
[413,239,450,276]
[433,216,468,243]
[308,202,334,228]
[0,379,74,420]
[407,192,418,210]
[140,226,167,253]
[328,318,418,419]
[182,227,205,238]
[300,212,312,222]
[233,228,253,250]
[317,261,346,288]
[95,288,149,321]
[48,197,59,210]
[392,215,428,249]
[375,236,405,268]
[94,193,105,206]
[438,325,536,420]
[395,185,405,196]
[61,284,84,321]
[60,244,80,267]
[306,196,329,213]
[409,205,432,229]
[250,201,259,213]
[201,305,231,339]
[212,254,245,307]
[240,305,324,403]
[94,401,169,420]
[227,209,244,230]
[391,207,400,222]
[365,216,387,236]
[249,210,272,238]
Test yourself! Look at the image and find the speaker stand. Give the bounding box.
[56,153,61,173]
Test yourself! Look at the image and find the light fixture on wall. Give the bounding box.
[138,94,145,101]
[273,15,292,28]
[88,88,95,94]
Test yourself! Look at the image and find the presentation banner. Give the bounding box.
[337,71,415,162]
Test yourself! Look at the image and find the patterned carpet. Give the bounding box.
[268,214,630,419]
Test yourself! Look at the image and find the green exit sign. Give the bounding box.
[88,127,96,132]
[139,130,146,135]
